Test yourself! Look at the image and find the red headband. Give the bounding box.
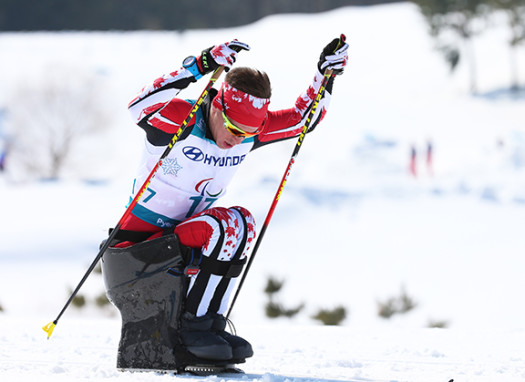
[212,83,270,128]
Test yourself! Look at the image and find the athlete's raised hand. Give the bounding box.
[318,36,348,75]
[200,40,251,73]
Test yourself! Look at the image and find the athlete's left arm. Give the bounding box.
[252,37,348,150]
[252,70,334,150]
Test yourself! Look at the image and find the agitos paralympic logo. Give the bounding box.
[195,178,223,197]
[183,146,246,167]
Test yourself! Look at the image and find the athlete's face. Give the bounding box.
[209,106,260,149]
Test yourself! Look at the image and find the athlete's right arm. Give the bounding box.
[127,68,196,127]
[128,40,250,128]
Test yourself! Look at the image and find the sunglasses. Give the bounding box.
[221,91,264,138]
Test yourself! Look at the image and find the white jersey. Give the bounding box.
[130,103,255,228]
[126,67,333,230]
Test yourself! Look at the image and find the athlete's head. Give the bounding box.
[210,67,271,149]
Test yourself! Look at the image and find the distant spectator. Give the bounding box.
[426,140,433,176]
[0,141,7,172]
[409,145,417,177]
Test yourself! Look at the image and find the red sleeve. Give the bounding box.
[253,71,331,149]
[146,98,195,135]
[256,108,304,144]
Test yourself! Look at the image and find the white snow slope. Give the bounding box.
[1,3,525,382]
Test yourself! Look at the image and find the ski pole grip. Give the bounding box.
[323,33,346,77]
[335,33,346,52]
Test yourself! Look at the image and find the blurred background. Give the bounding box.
[0,1,524,331]
[1,0,401,30]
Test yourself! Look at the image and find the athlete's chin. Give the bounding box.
[219,141,236,149]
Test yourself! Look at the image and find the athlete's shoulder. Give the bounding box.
[148,98,195,134]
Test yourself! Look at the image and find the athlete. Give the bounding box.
[112,37,348,364]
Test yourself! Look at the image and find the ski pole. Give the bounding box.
[226,34,346,319]
[42,66,226,339]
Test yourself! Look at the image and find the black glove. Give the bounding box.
[318,36,349,75]
[199,40,251,74]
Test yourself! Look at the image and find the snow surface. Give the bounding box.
[1,3,525,381]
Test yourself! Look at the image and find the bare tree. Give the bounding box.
[6,65,113,180]
[413,0,489,94]
[488,0,525,91]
